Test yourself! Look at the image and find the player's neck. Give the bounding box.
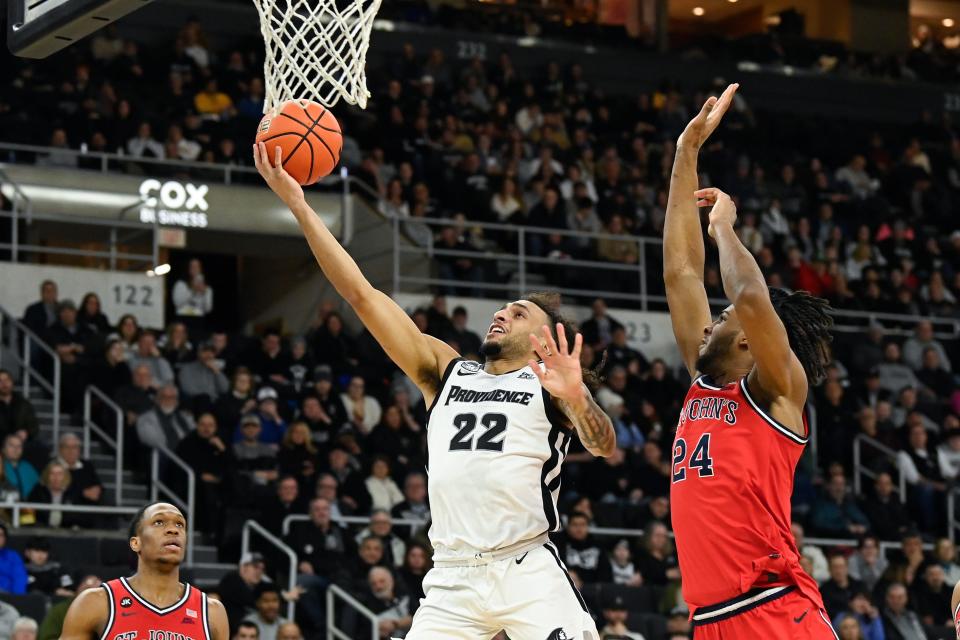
[127,567,184,606]
[483,355,530,376]
[709,364,752,387]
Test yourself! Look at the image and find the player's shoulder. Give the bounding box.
[64,585,110,631]
[204,593,230,640]
[74,584,109,609]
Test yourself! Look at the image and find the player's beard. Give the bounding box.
[479,339,502,358]
[695,331,736,379]
[480,334,523,361]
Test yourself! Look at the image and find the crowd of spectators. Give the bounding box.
[4,19,960,316]
[4,263,960,638]
[1,10,960,640]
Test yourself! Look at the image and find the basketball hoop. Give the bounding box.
[252,0,382,111]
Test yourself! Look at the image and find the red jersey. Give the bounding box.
[670,375,824,617]
[101,576,211,640]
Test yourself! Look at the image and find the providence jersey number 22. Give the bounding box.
[425,359,571,562]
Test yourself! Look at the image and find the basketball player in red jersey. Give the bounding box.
[664,84,837,639]
[60,502,229,640]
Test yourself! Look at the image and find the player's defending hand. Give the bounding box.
[253,142,304,207]
[528,323,585,405]
[695,187,737,239]
[677,83,739,150]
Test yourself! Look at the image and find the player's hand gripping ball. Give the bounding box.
[255,100,342,186]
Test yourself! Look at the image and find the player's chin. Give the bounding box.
[159,544,185,559]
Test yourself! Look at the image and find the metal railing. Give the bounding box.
[327,583,379,640]
[0,168,31,262]
[150,446,195,566]
[7,501,140,527]
[0,141,262,185]
[0,304,61,443]
[0,141,353,188]
[390,212,655,309]
[241,519,297,620]
[282,513,428,539]
[0,209,159,270]
[82,385,125,506]
[852,434,907,498]
[386,212,960,334]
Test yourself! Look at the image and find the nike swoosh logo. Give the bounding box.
[456,371,477,376]
[793,610,808,623]
[515,552,529,565]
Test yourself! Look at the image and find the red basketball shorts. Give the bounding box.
[691,586,838,640]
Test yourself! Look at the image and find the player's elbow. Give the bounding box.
[664,268,702,287]
[342,282,376,309]
[732,282,769,310]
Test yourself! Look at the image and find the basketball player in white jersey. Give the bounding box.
[255,142,614,639]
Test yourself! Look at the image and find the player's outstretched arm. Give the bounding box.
[207,596,230,640]
[529,324,616,457]
[700,188,807,419]
[60,586,108,640]
[664,84,738,377]
[254,142,458,405]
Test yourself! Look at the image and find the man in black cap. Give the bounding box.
[599,592,645,639]
[23,536,74,597]
[218,552,271,633]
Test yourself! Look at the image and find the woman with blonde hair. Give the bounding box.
[159,321,193,371]
[27,462,75,528]
[278,421,318,483]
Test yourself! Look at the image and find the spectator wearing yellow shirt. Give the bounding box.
[194,78,235,119]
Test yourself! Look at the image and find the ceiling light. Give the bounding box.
[944,18,955,27]
[693,6,705,16]
[728,0,738,3]
[152,263,171,276]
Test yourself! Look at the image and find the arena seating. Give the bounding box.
[0,9,959,640]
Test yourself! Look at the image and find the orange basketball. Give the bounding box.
[255,100,342,185]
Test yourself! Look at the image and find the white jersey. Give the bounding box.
[425,358,572,562]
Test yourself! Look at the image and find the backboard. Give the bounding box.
[7,0,154,58]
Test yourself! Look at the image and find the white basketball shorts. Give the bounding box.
[403,541,599,640]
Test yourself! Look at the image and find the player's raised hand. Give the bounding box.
[253,141,304,207]
[695,187,738,239]
[678,83,739,149]
[528,323,584,404]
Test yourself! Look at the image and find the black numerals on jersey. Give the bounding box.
[449,413,507,452]
[672,433,714,483]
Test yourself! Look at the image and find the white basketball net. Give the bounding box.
[253,0,382,111]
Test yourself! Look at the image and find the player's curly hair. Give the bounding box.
[768,288,833,386]
[523,291,605,392]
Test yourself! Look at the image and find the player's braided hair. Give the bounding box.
[767,287,833,386]
[523,291,605,392]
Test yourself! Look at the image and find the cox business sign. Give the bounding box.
[139,179,210,228]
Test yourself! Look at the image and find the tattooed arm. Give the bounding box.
[556,388,617,457]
